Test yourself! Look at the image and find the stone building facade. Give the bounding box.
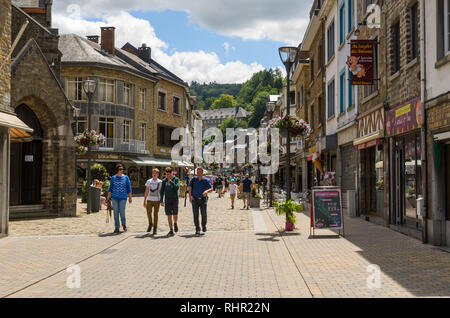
[353,0,388,224]
[423,0,450,246]
[301,0,326,190]
[8,2,76,219]
[383,0,422,240]
[61,30,193,192]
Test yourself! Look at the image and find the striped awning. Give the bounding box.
[0,111,33,142]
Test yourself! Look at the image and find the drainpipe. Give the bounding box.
[419,0,428,244]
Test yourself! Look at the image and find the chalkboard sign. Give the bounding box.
[311,187,344,231]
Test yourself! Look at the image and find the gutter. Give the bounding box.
[420,0,428,244]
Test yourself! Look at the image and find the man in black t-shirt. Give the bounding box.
[241,173,253,210]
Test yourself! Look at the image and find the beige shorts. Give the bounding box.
[230,193,236,200]
[243,192,251,199]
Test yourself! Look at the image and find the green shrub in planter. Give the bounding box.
[273,200,303,228]
[81,164,109,203]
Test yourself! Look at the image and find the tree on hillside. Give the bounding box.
[248,87,279,128]
[211,94,237,110]
[218,118,248,140]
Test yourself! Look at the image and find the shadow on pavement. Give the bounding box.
[255,232,281,242]
[98,233,120,237]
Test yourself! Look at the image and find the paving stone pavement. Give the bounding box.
[1,195,450,298]
[9,195,253,237]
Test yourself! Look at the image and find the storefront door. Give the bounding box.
[393,134,422,229]
[445,144,450,221]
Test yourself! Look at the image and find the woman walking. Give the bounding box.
[107,164,132,234]
[144,168,162,235]
[228,178,239,209]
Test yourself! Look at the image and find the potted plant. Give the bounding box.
[269,115,311,138]
[250,186,262,208]
[75,130,106,154]
[273,200,303,231]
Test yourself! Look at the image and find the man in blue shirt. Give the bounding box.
[241,173,253,210]
[188,167,213,236]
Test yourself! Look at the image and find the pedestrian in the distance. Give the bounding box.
[228,178,239,209]
[144,168,162,235]
[241,173,253,210]
[107,164,132,234]
[160,167,180,237]
[188,167,213,236]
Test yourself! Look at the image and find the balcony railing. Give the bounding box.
[97,138,149,154]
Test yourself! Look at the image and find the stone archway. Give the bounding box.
[10,104,44,206]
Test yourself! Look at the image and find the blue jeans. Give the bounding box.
[111,198,127,230]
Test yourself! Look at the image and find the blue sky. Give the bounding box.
[53,0,313,83]
[130,10,286,71]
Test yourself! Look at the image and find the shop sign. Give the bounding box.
[355,138,381,151]
[347,40,376,85]
[386,97,422,137]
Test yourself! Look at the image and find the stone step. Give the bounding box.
[9,205,58,220]
[10,205,45,212]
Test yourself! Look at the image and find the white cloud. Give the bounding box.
[53,0,314,44]
[53,11,264,83]
[223,42,230,54]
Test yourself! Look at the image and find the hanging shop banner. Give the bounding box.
[347,40,375,85]
[386,97,422,137]
[310,187,344,231]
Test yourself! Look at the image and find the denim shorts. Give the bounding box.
[164,199,179,216]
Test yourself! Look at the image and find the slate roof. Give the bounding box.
[197,107,249,120]
[59,34,159,82]
[121,43,187,86]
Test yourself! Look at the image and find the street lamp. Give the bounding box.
[279,46,298,202]
[83,79,97,214]
[73,106,81,199]
[266,102,276,207]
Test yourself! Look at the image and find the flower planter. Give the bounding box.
[285,222,294,231]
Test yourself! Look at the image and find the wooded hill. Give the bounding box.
[190,68,283,128]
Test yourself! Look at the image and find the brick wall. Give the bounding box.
[11,42,76,216]
[0,0,11,111]
[384,0,421,108]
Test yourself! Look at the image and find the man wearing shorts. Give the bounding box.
[160,167,180,237]
[241,173,253,210]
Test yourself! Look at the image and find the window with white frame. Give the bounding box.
[327,19,335,61]
[173,95,181,115]
[139,123,146,143]
[158,91,166,111]
[67,77,85,101]
[75,117,87,134]
[339,3,345,45]
[140,88,146,110]
[98,79,115,103]
[347,0,354,33]
[327,78,335,118]
[99,117,114,148]
[445,0,450,55]
[123,83,132,106]
[123,119,131,143]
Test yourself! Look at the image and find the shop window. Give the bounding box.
[391,22,401,75]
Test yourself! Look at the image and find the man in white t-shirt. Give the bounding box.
[144,168,163,235]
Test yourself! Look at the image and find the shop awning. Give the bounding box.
[354,131,384,147]
[131,157,194,168]
[434,132,450,142]
[0,111,33,141]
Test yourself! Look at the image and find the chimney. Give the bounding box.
[101,27,115,55]
[138,43,151,62]
[87,35,99,44]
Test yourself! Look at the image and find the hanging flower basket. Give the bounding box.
[269,115,311,137]
[75,130,106,154]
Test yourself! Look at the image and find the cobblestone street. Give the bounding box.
[1,195,450,298]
